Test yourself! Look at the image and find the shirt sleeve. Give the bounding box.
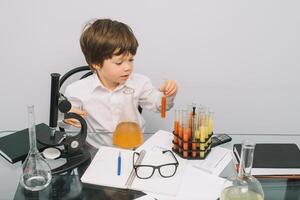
[138,77,176,112]
[64,85,83,110]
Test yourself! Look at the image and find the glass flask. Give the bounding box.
[113,88,143,149]
[20,105,52,191]
[220,140,264,200]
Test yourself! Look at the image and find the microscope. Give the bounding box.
[36,73,91,175]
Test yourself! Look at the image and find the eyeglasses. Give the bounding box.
[133,150,179,179]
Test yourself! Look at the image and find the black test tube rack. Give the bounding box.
[172,131,213,160]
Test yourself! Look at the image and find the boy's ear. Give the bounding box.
[91,64,101,71]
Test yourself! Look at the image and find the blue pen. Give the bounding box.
[117,151,121,176]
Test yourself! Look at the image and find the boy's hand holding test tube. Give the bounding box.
[159,80,178,97]
[159,80,178,118]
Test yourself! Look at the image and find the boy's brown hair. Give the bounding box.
[80,19,139,70]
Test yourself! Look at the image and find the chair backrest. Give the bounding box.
[59,66,92,89]
[60,66,142,113]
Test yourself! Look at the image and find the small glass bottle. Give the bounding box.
[220,140,264,200]
[113,88,143,149]
[20,105,52,191]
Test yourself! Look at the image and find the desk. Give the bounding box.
[1,131,300,200]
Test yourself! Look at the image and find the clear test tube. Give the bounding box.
[191,109,197,158]
[183,110,191,158]
[197,105,205,128]
[173,109,179,150]
[186,104,193,138]
[207,109,214,137]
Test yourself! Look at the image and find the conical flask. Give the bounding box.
[220,140,264,200]
[113,88,144,149]
[20,105,52,191]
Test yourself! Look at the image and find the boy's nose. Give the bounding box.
[123,62,132,71]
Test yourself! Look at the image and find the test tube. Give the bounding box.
[187,104,195,138]
[183,111,191,158]
[195,107,202,144]
[161,95,166,118]
[178,110,184,154]
[173,109,179,150]
[199,109,207,158]
[191,106,197,158]
[207,109,214,136]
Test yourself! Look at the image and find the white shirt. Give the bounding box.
[64,73,175,147]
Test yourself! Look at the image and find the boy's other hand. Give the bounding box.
[63,107,87,128]
[159,80,178,97]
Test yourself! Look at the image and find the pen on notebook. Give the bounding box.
[117,151,121,176]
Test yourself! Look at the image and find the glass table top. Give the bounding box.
[1,131,300,200]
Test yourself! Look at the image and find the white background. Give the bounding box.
[1,0,300,134]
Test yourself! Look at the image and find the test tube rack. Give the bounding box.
[172,131,213,160]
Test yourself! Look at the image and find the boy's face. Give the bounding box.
[94,53,134,90]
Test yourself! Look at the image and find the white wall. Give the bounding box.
[1,0,300,134]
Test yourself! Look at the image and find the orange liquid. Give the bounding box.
[192,140,197,158]
[174,120,179,134]
[178,126,183,153]
[183,131,189,158]
[174,120,179,144]
[113,121,143,149]
[161,96,166,118]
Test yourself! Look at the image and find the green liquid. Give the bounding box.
[221,186,264,200]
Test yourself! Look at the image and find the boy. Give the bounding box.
[64,19,177,147]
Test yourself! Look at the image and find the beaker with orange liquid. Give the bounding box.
[113,88,143,149]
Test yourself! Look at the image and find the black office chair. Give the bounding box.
[59,66,93,88]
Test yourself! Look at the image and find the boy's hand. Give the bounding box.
[159,80,178,97]
[64,107,87,128]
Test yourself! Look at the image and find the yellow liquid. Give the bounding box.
[113,121,144,149]
[221,186,264,200]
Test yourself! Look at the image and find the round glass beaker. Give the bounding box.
[220,140,264,200]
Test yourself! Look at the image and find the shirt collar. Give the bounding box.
[91,73,135,92]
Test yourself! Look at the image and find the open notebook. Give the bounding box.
[81,146,185,196]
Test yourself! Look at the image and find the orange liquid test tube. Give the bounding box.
[183,128,190,158]
[161,95,166,118]
[173,110,179,150]
[192,140,197,158]
[178,110,184,153]
[178,125,183,153]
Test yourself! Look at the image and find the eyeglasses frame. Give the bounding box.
[132,150,179,179]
